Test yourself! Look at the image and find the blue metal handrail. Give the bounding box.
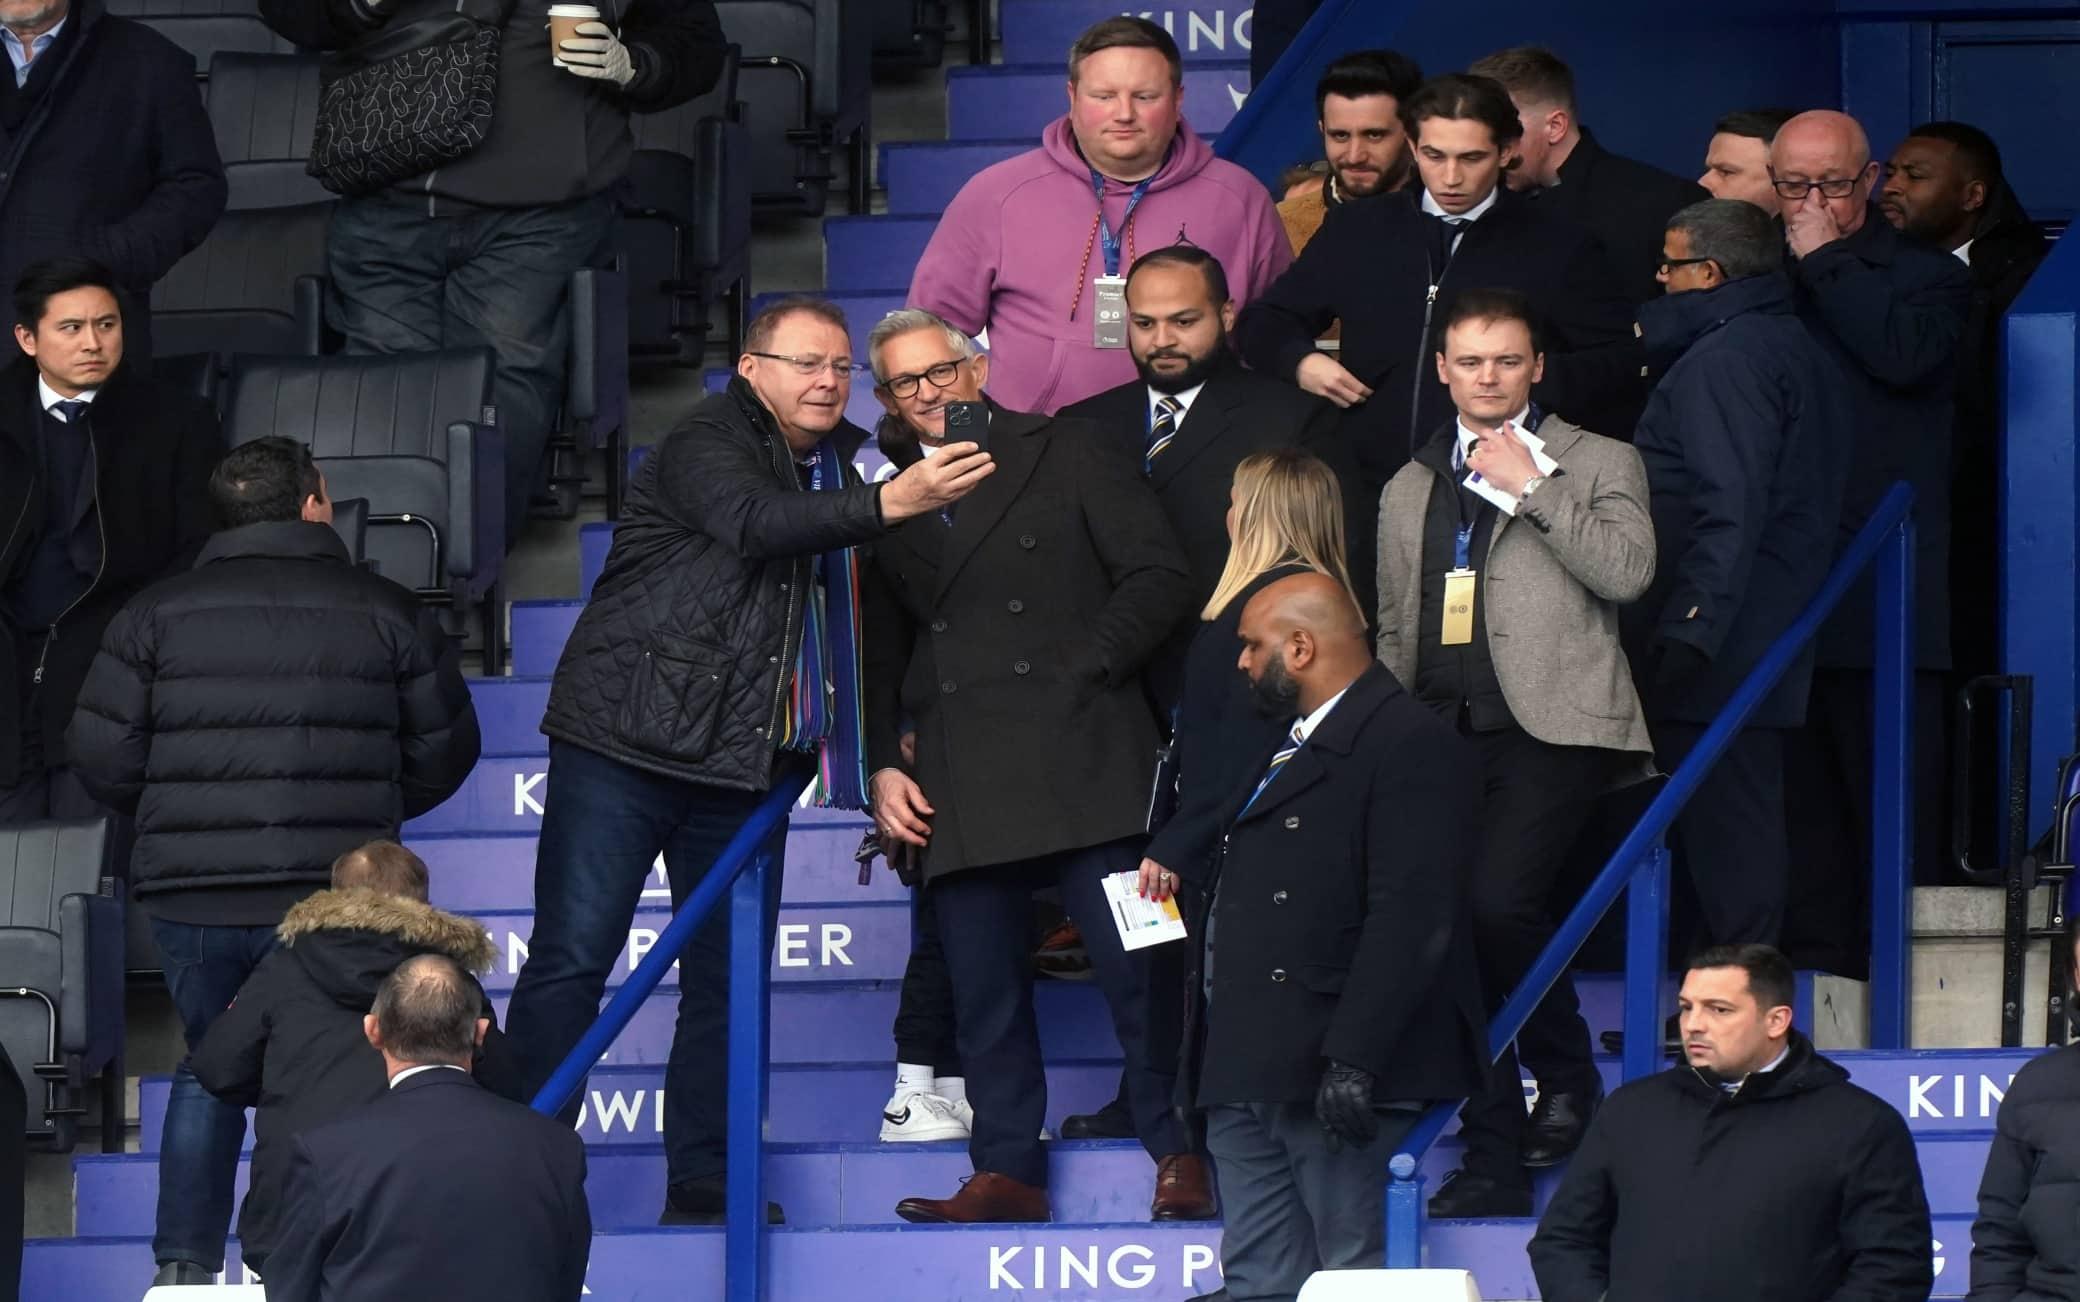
[1383,480,1918,1264]
[530,768,811,1302]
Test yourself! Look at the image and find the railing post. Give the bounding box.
[1870,516,1916,1050]
[1622,844,1671,1083]
[725,852,774,1302]
[1383,1152,1424,1268]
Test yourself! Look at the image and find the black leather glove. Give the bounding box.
[1314,1059,1378,1152]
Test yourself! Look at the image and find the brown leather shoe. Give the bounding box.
[895,1172,1051,1224]
[1150,1154,1218,1220]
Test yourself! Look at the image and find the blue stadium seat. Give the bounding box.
[105,0,293,76]
[822,216,938,293]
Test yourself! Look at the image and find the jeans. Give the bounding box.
[325,192,617,545]
[507,741,792,1187]
[150,918,279,1270]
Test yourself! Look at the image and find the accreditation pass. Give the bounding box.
[1103,870,1187,951]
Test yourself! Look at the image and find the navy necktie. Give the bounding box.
[1241,722,1304,814]
[52,399,87,424]
[1145,395,1183,473]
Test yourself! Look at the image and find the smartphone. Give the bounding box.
[942,400,989,453]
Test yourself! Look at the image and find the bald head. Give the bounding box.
[1772,111,1878,236]
[1235,572,1371,716]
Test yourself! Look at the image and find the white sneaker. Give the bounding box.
[950,1098,975,1132]
[880,1090,971,1142]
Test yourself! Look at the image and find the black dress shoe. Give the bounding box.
[1520,1077,1604,1167]
[1427,1169,1532,1218]
[661,1175,786,1226]
[1060,1096,1135,1139]
[1599,1012,1681,1056]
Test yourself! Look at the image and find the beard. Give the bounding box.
[1248,657,1302,717]
[1136,332,1231,395]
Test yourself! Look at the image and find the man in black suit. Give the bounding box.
[1063,244,1334,707]
[264,954,589,1302]
[1234,73,1638,618]
[1771,110,1971,969]
[862,308,1209,1224]
[1879,121,2049,683]
[1182,572,1485,1302]
[1469,46,1709,308]
[1,256,215,823]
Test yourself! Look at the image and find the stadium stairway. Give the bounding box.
[20,7,2049,1297]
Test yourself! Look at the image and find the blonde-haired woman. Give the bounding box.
[1137,446,1357,902]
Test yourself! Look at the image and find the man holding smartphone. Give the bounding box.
[859,308,1211,1224]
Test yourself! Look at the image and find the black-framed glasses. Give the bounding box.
[1658,256,1717,276]
[747,351,868,379]
[1769,175,1861,200]
[878,357,969,399]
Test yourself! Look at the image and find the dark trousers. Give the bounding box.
[150,918,279,1271]
[931,838,1187,1186]
[1782,669,1948,977]
[1207,1102,1417,1302]
[325,192,617,546]
[894,886,960,1076]
[1656,723,1789,948]
[0,669,108,823]
[507,740,792,1187]
[1453,725,1612,1188]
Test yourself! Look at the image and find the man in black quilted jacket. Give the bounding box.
[510,296,991,1226]
[65,435,481,1288]
[258,0,726,547]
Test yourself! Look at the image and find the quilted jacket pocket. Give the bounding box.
[616,634,734,761]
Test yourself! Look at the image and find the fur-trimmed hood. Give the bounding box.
[275,889,497,1012]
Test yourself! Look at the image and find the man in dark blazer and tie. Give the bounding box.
[263,954,590,1302]
[861,308,1208,1224]
[1182,571,1486,1302]
[1063,244,1335,709]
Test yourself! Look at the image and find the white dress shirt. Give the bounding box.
[1420,185,1503,254]
[388,1063,469,1089]
[3,18,63,87]
[38,376,99,416]
[1147,381,1206,430]
[1293,683,1352,744]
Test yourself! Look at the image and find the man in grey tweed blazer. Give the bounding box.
[1374,288,1655,1220]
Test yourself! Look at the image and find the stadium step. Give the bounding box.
[67,1125,1998,1235]
[135,1059,1126,1152]
[16,1214,1986,1300]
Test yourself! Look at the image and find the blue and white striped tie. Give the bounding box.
[1144,395,1183,473]
[1241,722,1304,814]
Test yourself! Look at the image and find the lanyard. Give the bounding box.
[1454,523,1473,571]
[1092,169,1155,277]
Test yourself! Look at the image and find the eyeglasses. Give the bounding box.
[878,358,969,399]
[1657,256,1717,276]
[747,351,868,379]
[1769,175,1862,200]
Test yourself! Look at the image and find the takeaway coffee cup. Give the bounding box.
[548,4,603,67]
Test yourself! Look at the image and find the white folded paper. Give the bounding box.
[1102,870,1187,951]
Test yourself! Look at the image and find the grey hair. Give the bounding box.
[868,308,980,383]
[1665,198,1782,281]
[371,953,480,1066]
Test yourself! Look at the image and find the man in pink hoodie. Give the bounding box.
[909,16,1291,414]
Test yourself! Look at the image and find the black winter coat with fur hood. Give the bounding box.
[190,888,517,1269]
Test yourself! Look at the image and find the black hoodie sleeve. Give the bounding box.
[617,0,726,113]
[190,956,281,1108]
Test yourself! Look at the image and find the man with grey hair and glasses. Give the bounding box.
[1768,111,1970,971]
[860,306,1210,1225]
[508,296,992,1228]
[1624,197,1854,954]
[263,954,592,1302]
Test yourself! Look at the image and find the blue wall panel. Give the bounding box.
[2002,236,2079,833]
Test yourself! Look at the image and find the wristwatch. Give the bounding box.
[1517,475,1550,509]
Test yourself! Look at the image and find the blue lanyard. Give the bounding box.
[1092,169,1155,277]
[1454,524,1473,571]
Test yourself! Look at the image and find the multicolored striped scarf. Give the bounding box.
[773,439,869,810]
